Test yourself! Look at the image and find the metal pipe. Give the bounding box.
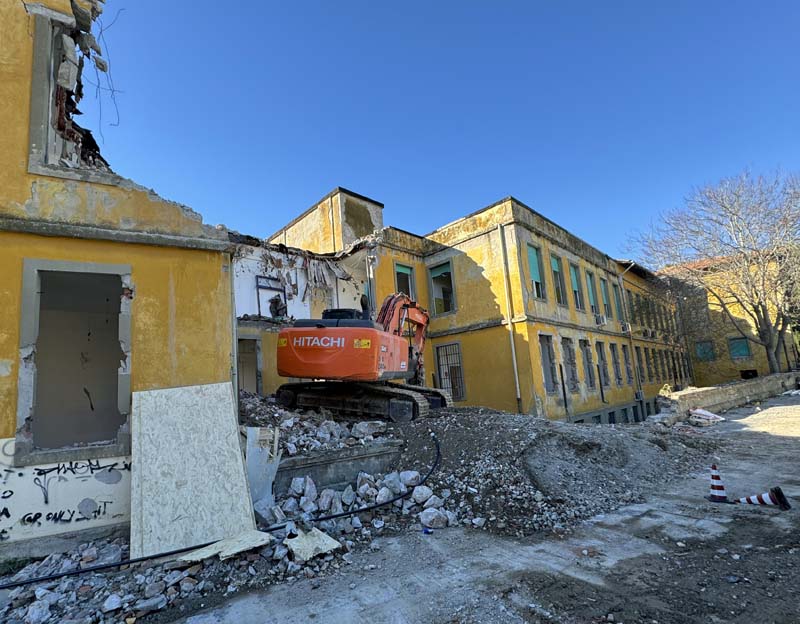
[559,363,569,417]
[229,253,239,404]
[498,224,523,413]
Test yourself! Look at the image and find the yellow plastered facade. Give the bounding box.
[274,195,690,420]
[684,272,796,387]
[0,2,234,438]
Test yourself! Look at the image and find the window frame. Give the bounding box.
[694,340,716,362]
[600,278,612,319]
[435,341,466,401]
[428,260,457,317]
[727,337,752,360]
[569,263,585,311]
[579,338,596,389]
[393,261,416,300]
[550,254,568,307]
[586,271,599,314]
[538,334,559,395]
[609,342,623,386]
[621,343,634,384]
[527,244,547,301]
[596,341,610,388]
[561,336,580,393]
[612,283,623,321]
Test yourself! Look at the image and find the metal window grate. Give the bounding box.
[436,343,465,401]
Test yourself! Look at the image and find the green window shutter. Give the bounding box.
[429,263,451,279]
[728,338,751,359]
[527,246,542,283]
[396,264,413,275]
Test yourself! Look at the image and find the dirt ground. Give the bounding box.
[175,395,799,624]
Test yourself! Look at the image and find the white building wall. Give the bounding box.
[0,440,130,543]
[233,244,365,319]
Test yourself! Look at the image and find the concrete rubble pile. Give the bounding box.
[272,471,459,533]
[1,525,352,624]
[239,390,392,456]
[397,406,721,537]
[1,473,457,623]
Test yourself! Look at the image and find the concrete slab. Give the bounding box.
[130,382,255,559]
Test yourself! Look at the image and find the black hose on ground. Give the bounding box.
[0,433,441,591]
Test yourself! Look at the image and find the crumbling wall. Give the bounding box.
[233,244,362,320]
[653,372,799,424]
[0,2,227,244]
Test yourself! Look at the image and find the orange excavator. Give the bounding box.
[275,293,451,421]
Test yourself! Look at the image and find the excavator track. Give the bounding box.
[276,381,449,422]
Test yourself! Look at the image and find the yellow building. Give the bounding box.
[270,191,690,422]
[674,265,798,387]
[0,1,234,544]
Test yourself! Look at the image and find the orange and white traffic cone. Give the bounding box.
[736,487,792,511]
[707,464,730,503]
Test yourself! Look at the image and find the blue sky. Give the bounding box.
[81,1,800,256]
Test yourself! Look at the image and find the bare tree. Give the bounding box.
[638,170,800,374]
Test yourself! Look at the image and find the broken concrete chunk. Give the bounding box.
[375,486,393,505]
[93,55,109,72]
[317,488,335,512]
[77,32,102,55]
[419,508,448,529]
[101,593,122,612]
[399,470,421,487]
[71,0,94,31]
[304,476,318,502]
[382,471,405,494]
[284,528,341,562]
[352,421,387,439]
[290,477,305,496]
[423,495,444,509]
[412,485,433,504]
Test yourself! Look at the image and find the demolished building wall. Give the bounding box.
[0,2,234,545]
[231,237,368,395]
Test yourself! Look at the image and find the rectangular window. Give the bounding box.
[579,339,596,389]
[570,264,585,311]
[586,271,598,314]
[596,341,610,387]
[635,345,645,381]
[626,289,636,324]
[539,335,558,394]
[561,337,580,392]
[430,262,455,315]
[609,343,623,386]
[612,283,623,321]
[644,347,654,382]
[621,407,628,423]
[436,343,465,401]
[728,337,752,359]
[659,351,668,382]
[635,293,644,326]
[621,344,634,384]
[395,263,415,299]
[695,340,715,362]
[600,278,612,318]
[527,245,546,299]
[670,352,678,381]
[550,254,567,306]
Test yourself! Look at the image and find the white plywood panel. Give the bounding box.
[130,382,255,558]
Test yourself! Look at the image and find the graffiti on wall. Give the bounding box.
[0,439,131,543]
